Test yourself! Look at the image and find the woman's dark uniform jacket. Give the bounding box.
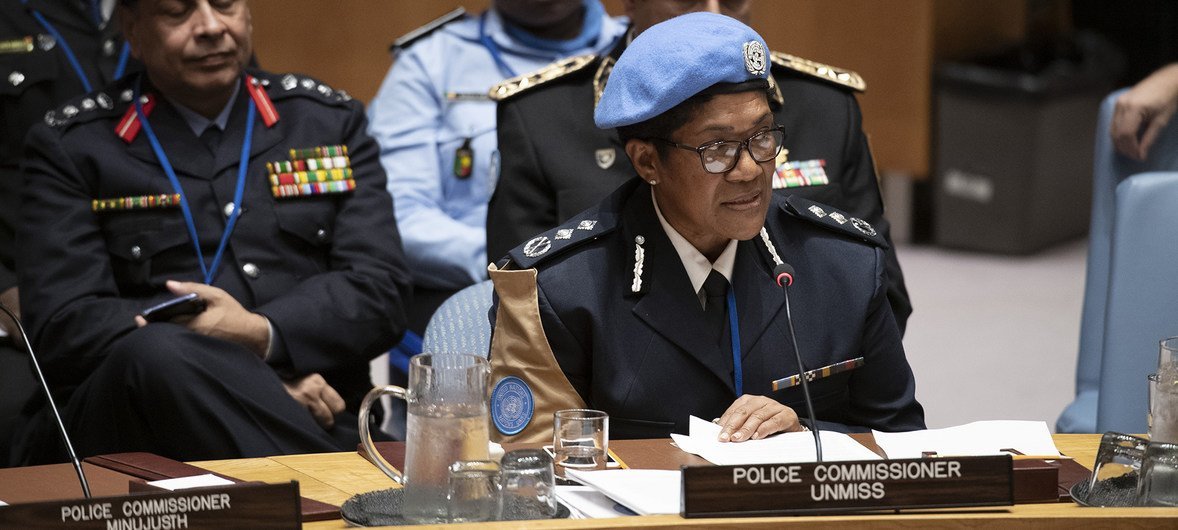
[486,39,913,334]
[488,178,924,442]
[12,69,411,462]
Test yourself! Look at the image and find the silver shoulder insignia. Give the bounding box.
[523,236,552,258]
[851,218,877,237]
[769,51,866,92]
[489,54,598,101]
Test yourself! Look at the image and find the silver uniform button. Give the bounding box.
[242,263,260,278]
[316,228,327,241]
[8,71,24,87]
[223,202,235,217]
[130,245,142,259]
[103,39,115,56]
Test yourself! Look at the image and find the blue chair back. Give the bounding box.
[1058,89,1178,433]
[422,279,495,357]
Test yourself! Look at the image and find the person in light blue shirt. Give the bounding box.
[367,1,626,332]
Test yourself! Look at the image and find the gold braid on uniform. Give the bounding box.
[769,51,866,92]
[488,54,598,101]
[592,55,615,108]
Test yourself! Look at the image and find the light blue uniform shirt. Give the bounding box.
[367,5,626,290]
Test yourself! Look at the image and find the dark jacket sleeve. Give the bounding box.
[255,100,412,374]
[486,99,559,262]
[840,246,924,432]
[837,94,912,334]
[17,124,154,384]
[0,163,18,292]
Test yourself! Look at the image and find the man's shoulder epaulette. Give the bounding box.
[507,211,618,269]
[780,195,887,248]
[770,51,866,93]
[391,7,466,52]
[489,54,598,102]
[43,84,132,129]
[260,72,354,106]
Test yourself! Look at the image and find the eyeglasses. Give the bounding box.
[653,126,786,174]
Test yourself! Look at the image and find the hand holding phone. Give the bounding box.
[140,293,207,322]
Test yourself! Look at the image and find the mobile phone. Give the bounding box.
[140,293,206,322]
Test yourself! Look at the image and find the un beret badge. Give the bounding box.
[743,40,767,76]
[491,376,534,436]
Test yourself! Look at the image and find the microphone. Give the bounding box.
[771,263,822,462]
[0,302,91,498]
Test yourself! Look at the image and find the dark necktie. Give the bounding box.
[200,126,222,154]
[702,269,730,351]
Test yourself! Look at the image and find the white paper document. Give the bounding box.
[555,486,639,519]
[670,415,882,465]
[872,420,1061,459]
[146,473,234,491]
[563,469,681,515]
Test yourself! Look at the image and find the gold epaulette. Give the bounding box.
[770,51,866,92]
[488,54,598,102]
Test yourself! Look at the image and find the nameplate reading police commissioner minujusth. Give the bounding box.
[0,481,301,529]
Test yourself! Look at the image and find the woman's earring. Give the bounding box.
[648,179,658,185]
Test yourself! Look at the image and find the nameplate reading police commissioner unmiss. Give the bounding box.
[0,481,301,529]
[682,455,1013,517]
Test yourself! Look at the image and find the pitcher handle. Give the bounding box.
[359,384,409,484]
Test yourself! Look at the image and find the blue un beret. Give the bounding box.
[594,12,770,129]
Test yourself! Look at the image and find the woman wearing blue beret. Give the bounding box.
[487,13,925,444]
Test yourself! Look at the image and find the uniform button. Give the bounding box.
[8,71,24,87]
[316,228,327,241]
[242,263,260,279]
[223,202,242,218]
[130,245,142,259]
[103,39,116,56]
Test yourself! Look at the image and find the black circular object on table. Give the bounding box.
[1070,473,1140,507]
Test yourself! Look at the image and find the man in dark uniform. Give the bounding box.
[486,0,913,334]
[0,0,139,466]
[11,0,411,464]
[486,13,923,444]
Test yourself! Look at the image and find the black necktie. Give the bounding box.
[200,126,222,154]
[702,269,730,351]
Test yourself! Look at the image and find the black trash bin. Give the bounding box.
[934,33,1123,254]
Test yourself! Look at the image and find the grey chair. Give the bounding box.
[422,279,495,357]
[1057,89,1178,433]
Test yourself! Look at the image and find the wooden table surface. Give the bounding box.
[191,434,1178,529]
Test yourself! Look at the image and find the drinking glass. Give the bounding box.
[1149,373,1178,444]
[1138,441,1178,506]
[1160,337,1178,378]
[500,449,557,520]
[446,460,501,522]
[1087,432,1148,505]
[553,409,609,473]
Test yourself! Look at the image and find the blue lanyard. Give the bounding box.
[478,12,518,79]
[133,77,256,285]
[23,0,132,92]
[727,289,743,396]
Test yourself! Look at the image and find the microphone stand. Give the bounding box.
[774,266,823,462]
[0,302,91,498]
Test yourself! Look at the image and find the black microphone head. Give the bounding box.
[774,263,795,287]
